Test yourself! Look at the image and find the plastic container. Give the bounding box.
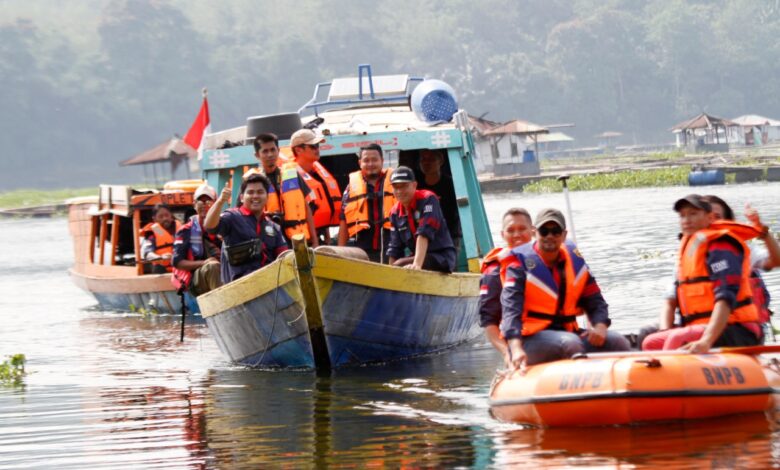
[522,150,536,163]
[410,79,458,123]
[688,169,725,186]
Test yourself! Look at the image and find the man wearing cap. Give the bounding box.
[642,194,762,352]
[252,133,318,247]
[290,129,342,245]
[500,208,629,371]
[337,143,396,262]
[172,184,223,295]
[386,166,456,272]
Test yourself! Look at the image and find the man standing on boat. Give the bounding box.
[140,204,182,274]
[387,166,456,273]
[203,173,288,284]
[251,133,318,247]
[290,129,341,245]
[172,184,222,296]
[500,208,629,370]
[417,149,462,254]
[480,208,535,367]
[337,144,395,262]
[642,195,762,353]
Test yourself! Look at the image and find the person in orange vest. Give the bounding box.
[172,184,222,296]
[140,204,181,274]
[252,133,318,247]
[500,208,629,371]
[642,194,764,352]
[337,143,395,262]
[290,129,342,245]
[479,208,535,367]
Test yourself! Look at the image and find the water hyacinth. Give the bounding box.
[524,167,691,193]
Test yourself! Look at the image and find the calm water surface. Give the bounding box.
[1,183,780,469]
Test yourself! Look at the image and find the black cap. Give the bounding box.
[535,208,566,229]
[390,166,416,184]
[674,194,712,212]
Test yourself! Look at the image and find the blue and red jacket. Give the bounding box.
[210,206,288,284]
[172,215,220,290]
[386,189,456,272]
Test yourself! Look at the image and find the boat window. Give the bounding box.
[318,153,359,192]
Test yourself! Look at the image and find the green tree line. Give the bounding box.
[2,0,779,188]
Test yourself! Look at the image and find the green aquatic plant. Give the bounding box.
[0,354,26,386]
[523,166,691,193]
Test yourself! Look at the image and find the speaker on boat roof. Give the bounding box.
[246,112,303,141]
[411,79,458,123]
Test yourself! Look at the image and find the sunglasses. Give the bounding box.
[538,226,563,237]
[304,143,320,150]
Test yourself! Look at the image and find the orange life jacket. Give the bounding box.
[300,162,341,229]
[676,221,760,326]
[480,247,507,275]
[499,241,590,336]
[343,169,396,237]
[265,162,311,241]
[139,220,181,269]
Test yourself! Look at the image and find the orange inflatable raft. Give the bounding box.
[489,348,780,427]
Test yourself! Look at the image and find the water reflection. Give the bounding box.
[3,184,780,468]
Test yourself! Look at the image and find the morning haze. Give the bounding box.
[2,0,779,189]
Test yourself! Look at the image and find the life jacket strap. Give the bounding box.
[680,298,754,325]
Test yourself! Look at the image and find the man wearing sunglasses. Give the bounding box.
[499,208,630,371]
[290,129,342,245]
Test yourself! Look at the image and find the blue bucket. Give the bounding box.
[522,150,535,163]
[688,169,725,186]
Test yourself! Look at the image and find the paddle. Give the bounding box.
[573,343,780,359]
[179,291,187,342]
[557,174,577,244]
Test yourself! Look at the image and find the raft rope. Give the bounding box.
[254,248,314,367]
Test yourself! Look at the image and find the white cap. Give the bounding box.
[193,183,217,201]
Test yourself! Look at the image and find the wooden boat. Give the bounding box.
[196,66,493,369]
[489,347,780,427]
[67,182,202,315]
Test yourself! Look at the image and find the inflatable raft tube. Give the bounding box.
[489,348,780,427]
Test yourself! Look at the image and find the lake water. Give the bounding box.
[1,183,779,468]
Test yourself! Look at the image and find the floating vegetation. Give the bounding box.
[523,166,691,193]
[0,354,26,387]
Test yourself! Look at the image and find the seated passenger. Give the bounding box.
[337,143,395,262]
[203,174,288,284]
[417,149,462,251]
[386,166,456,273]
[500,209,630,371]
[643,195,768,351]
[480,208,535,367]
[140,204,181,274]
[172,184,223,296]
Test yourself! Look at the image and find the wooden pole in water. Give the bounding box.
[292,234,332,370]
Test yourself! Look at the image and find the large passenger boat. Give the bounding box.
[196,66,493,369]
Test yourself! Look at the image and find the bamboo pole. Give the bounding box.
[292,234,332,370]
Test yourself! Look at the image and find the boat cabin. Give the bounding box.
[69,184,198,276]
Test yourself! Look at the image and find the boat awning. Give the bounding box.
[120,138,196,166]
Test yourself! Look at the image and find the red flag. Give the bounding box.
[183,91,211,159]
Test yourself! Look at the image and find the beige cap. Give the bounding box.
[535,208,566,229]
[194,183,217,201]
[290,129,325,147]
